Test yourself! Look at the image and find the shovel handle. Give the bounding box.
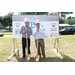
[26,29,28,54]
[37,31,38,55]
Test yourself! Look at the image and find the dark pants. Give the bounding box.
[22,38,30,57]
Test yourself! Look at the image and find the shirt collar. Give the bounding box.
[35,26,40,29]
[25,25,29,28]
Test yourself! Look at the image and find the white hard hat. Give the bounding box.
[24,18,29,22]
[35,20,40,24]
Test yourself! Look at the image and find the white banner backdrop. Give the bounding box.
[12,15,59,38]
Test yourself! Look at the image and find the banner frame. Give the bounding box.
[7,12,63,61]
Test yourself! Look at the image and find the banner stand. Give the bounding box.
[53,38,63,59]
[7,12,63,61]
[7,12,19,61]
[53,12,63,60]
[7,38,19,61]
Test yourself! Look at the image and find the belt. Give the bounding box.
[23,38,30,39]
[35,39,43,40]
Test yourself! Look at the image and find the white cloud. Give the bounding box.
[0,12,19,16]
[0,12,10,16]
[14,12,19,15]
[66,12,75,17]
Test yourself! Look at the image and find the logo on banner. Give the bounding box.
[52,25,55,27]
[29,22,45,32]
[16,25,20,27]
[50,35,52,37]
[15,30,20,34]
[51,30,57,31]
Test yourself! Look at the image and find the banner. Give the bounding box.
[12,15,59,38]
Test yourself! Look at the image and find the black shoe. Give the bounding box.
[40,55,41,58]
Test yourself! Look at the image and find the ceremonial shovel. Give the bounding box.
[26,31,31,61]
[35,31,40,61]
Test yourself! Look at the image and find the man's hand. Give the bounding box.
[37,28,39,31]
[26,31,28,34]
[25,29,27,32]
[25,29,28,34]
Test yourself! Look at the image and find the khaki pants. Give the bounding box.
[35,39,45,57]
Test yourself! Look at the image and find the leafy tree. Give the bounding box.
[6,14,12,31]
[60,12,73,19]
[0,16,2,25]
[67,16,71,20]
[59,18,65,24]
[2,16,8,27]
[68,19,75,25]
[64,19,68,24]
[0,16,2,22]
[50,12,57,15]
[72,17,75,19]
[1,13,12,31]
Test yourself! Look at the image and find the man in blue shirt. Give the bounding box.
[32,20,46,58]
[20,18,32,58]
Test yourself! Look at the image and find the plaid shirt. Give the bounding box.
[20,25,32,38]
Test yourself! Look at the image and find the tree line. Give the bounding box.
[0,13,12,31]
[0,12,75,31]
[59,17,75,25]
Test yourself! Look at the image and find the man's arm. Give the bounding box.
[32,31,37,36]
[39,29,45,35]
[32,28,37,36]
[27,27,32,35]
[20,26,25,34]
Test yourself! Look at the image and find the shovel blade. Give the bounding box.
[35,55,40,61]
[26,54,31,61]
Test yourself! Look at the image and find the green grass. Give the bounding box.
[0,35,75,62]
[0,30,12,35]
[60,35,75,39]
[0,37,13,62]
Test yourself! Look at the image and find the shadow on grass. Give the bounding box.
[15,52,75,62]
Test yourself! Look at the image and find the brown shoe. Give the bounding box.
[43,56,46,58]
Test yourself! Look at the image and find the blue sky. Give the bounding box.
[0,12,75,18]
